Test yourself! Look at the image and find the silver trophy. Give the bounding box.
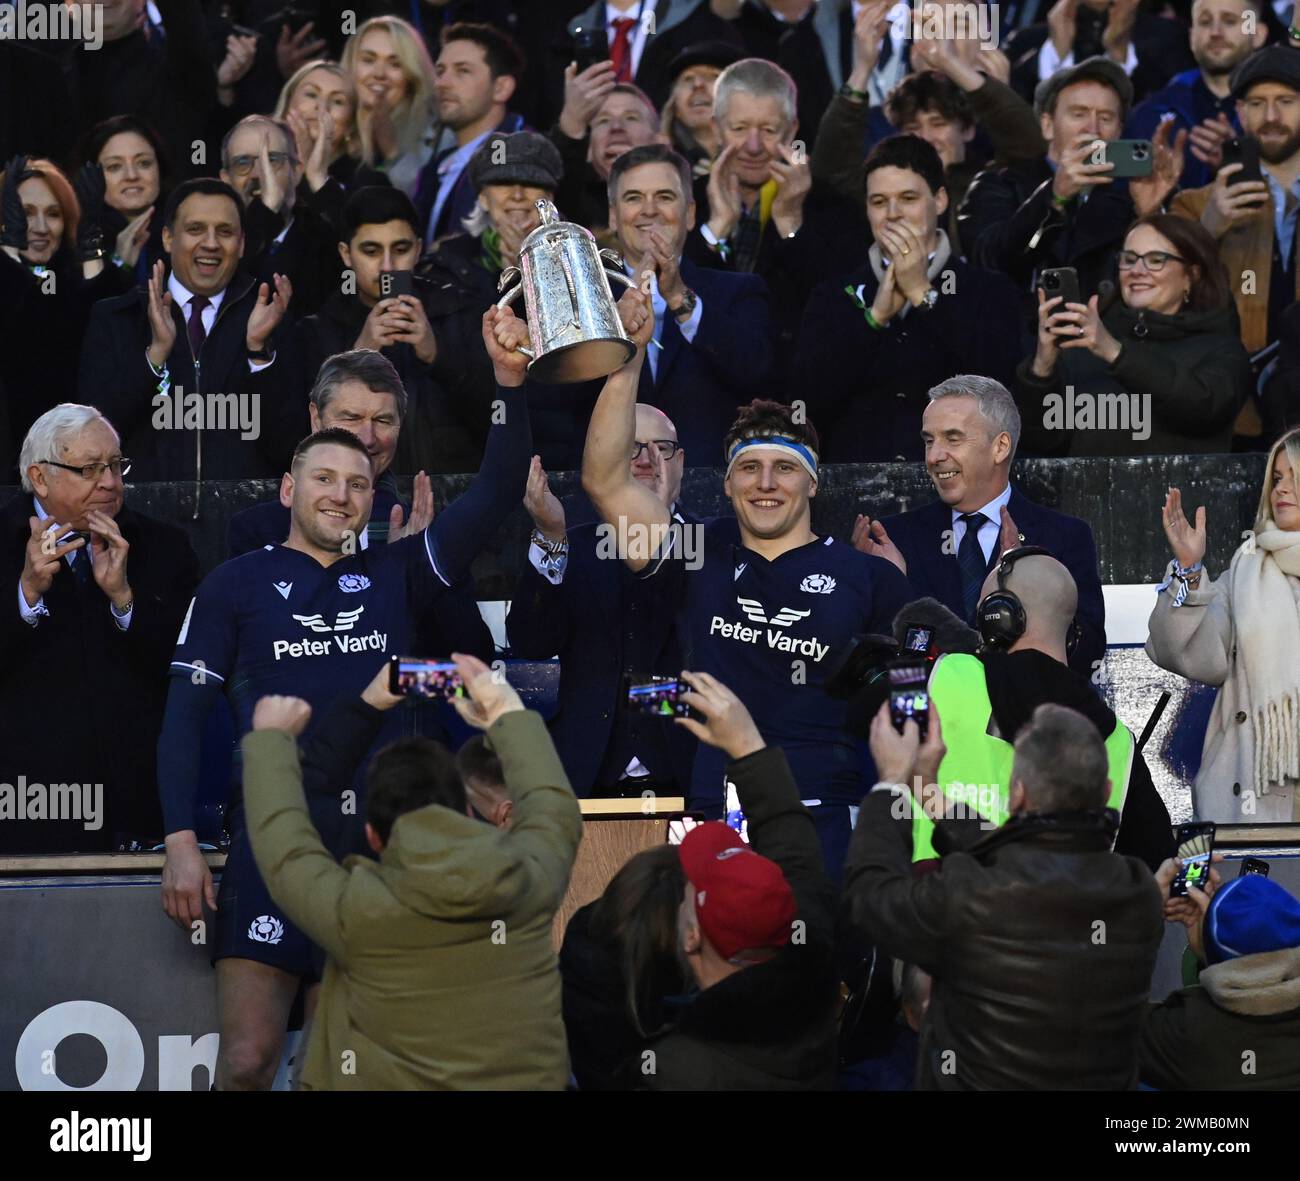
[495,199,637,383]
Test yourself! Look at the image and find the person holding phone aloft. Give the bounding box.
[1015,212,1251,456]
[1171,45,1300,445]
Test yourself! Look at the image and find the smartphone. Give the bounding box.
[1038,266,1082,311]
[889,664,930,739]
[378,270,415,300]
[1241,856,1270,878]
[571,24,609,72]
[1221,136,1264,187]
[257,6,315,37]
[1171,821,1216,896]
[626,676,693,719]
[902,625,933,655]
[388,656,465,700]
[1098,138,1153,178]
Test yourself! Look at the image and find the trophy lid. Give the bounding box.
[519,198,594,254]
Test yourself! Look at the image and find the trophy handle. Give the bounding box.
[600,248,639,296]
[493,276,535,360]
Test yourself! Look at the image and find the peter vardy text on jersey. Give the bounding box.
[273,630,389,660]
[708,616,830,663]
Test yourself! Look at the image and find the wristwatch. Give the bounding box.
[530,528,568,556]
[839,81,869,103]
[246,343,274,362]
[668,288,698,320]
[913,287,939,312]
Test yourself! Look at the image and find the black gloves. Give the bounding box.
[74,161,108,262]
[1,155,31,252]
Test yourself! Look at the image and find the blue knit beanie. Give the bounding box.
[1204,875,1300,965]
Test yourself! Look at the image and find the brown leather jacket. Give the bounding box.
[844,793,1164,1090]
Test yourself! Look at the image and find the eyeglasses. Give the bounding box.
[630,440,682,460]
[1117,249,1186,272]
[42,458,131,481]
[226,152,294,176]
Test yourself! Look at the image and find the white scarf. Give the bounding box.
[1230,520,1300,792]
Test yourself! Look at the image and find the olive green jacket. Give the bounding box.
[1140,947,1300,1090]
[242,709,582,1090]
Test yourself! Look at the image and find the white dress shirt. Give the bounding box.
[950,483,1014,565]
[645,271,703,380]
[606,1,652,79]
[426,127,495,245]
[145,274,274,384]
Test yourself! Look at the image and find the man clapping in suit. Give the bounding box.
[2,404,199,851]
[608,143,776,464]
[854,374,1106,679]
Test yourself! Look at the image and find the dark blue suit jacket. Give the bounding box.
[637,258,775,467]
[506,507,696,795]
[413,113,528,243]
[880,486,1106,678]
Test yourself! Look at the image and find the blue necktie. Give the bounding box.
[70,549,93,591]
[958,512,989,622]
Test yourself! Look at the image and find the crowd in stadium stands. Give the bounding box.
[2,0,1300,1093]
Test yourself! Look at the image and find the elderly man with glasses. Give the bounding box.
[506,401,698,797]
[0,403,199,853]
[219,114,345,317]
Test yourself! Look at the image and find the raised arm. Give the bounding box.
[842,703,955,969]
[580,286,666,572]
[677,671,836,943]
[421,307,534,585]
[450,653,582,910]
[297,664,401,798]
[1145,488,1234,685]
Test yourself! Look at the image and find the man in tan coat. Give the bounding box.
[241,654,583,1090]
[1172,46,1300,446]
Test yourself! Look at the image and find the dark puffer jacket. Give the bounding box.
[1015,302,1252,457]
[844,797,1164,1090]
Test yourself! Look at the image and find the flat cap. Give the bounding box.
[1229,45,1300,100]
[1033,55,1134,120]
[468,131,563,192]
[666,39,744,81]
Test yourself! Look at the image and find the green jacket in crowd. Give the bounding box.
[1139,947,1300,1090]
[242,708,583,1091]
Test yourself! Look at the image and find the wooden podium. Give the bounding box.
[0,798,688,956]
[552,797,685,948]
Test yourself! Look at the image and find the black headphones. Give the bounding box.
[976,545,1080,654]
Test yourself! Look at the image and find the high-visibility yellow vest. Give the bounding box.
[910,653,1133,861]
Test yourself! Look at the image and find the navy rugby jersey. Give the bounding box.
[646,519,912,811]
[158,385,529,835]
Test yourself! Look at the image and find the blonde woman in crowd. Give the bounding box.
[276,59,385,197]
[1147,429,1300,823]
[659,43,736,177]
[342,16,437,196]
